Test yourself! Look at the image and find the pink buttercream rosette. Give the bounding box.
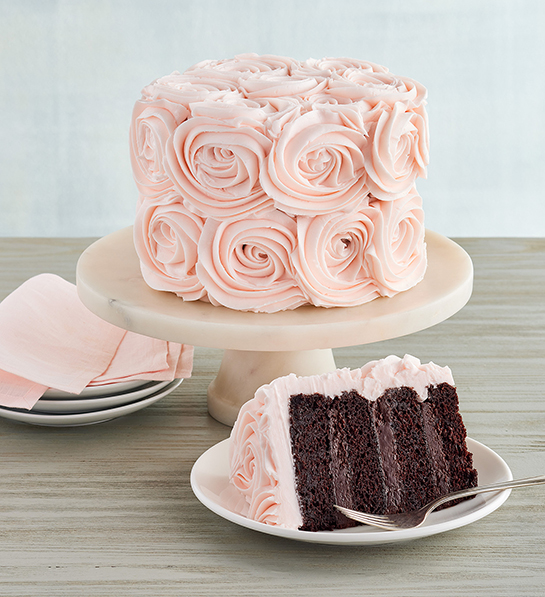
[185,54,295,83]
[134,196,207,301]
[363,101,429,200]
[260,107,370,216]
[164,102,274,219]
[228,393,281,525]
[291,204,381,308]
[130,98,189,195]
[141,74,239,106]
[130,54,429,313]
[365,188,427,295]
[196,211,307,313]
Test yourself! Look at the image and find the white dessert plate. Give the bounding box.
[0,379,182,427]
[43,379,150,399]
[32,380,172,413]
[190,437,513,546]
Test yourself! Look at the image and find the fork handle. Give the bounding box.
[431,474,545,510]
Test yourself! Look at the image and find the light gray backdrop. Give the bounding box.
[1,0,543,237]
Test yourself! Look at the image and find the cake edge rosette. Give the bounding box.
[133,196,207,301]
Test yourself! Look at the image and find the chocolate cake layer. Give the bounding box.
[373,387,443,513]
[289,393,340,532]
[288,384,478,531]
[331,391,387,516]
[425,383,478,502]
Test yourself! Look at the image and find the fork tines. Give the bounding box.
[334,505,398,530]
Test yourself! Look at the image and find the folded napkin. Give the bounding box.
[0,274,193,409]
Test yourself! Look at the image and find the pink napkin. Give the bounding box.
[89,331,193,385]
[0,274,193,409]
[0,370,48,410]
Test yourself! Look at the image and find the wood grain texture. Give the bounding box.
[0,237,544,596]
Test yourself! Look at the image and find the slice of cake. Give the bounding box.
[224,354,478,531]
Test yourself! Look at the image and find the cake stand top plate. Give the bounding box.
[76,227,473,352]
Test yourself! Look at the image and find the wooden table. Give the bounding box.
[0,237,544,596]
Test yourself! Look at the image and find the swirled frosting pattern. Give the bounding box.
[196,211,307,312]
[134,194,206,300]
[131,54,429,312]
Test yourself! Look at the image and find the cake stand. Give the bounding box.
[76,227,473,426]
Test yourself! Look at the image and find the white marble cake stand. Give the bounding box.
[76,227,473,426]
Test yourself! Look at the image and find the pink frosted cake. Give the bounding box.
[130,54,429,313]
[224,355,478,531]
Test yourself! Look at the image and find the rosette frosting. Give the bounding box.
[260,109,369,216]
[364,101,429,200]
[164,114,273,219]
[130,99,189,195]
[130,54,429,313]
[141,73,239,105]
[185,53,295,82]
[134,197,206,301]
[366,189,427,295]
[196,211,307,312]
[298,57,389,77]
[227,393,285,525]
[292,206,381,307]
[325,69,427,108]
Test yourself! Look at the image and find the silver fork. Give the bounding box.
[335,474,545,530]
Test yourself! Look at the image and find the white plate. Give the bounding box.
[190,437,513,545]
[43,379,150,399]
[32,380,172,413]
[0,379,182,427]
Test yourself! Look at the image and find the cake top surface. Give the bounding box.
[143,53,427,110]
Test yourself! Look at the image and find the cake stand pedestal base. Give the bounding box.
[207,348,336,425]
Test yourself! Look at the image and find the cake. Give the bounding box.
[130,54,429,313]
[224,355,478,531]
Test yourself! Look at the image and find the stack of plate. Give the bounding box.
[0,378,182,427]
